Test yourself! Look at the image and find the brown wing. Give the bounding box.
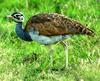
[24,13,94,36]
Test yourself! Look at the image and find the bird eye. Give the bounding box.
[16,15,19,17]
[16,15,21,17]
[14,14,20,18]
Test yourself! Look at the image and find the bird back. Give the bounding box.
[24,13,95,36]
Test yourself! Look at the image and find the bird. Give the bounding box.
[7,12,95,68]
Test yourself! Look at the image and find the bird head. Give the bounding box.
[7,12,24,23]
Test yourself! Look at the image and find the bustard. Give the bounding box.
[8,12,94,68]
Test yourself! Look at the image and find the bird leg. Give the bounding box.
[48,45,54,68]
[60,41,68,68]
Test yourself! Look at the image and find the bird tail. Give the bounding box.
[72,21,95,37]
[79,27,95,37]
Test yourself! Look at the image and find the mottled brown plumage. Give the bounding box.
[24,13,95,36]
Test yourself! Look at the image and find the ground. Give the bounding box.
[0,0,100,81]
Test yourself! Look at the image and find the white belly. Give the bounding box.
[29,32,70,45]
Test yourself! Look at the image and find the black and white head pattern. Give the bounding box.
[11,12,24,23]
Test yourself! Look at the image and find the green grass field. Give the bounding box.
[0,0,100,81]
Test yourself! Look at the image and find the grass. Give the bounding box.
[0,0,100,81]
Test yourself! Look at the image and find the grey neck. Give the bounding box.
[16,22,32,41]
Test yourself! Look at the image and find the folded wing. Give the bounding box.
[24,13,94,36]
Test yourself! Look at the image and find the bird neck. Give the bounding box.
[16,22,32,41]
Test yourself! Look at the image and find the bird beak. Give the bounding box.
[7,15,14,19]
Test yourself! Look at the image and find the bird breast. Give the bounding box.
[29,30,70,45]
